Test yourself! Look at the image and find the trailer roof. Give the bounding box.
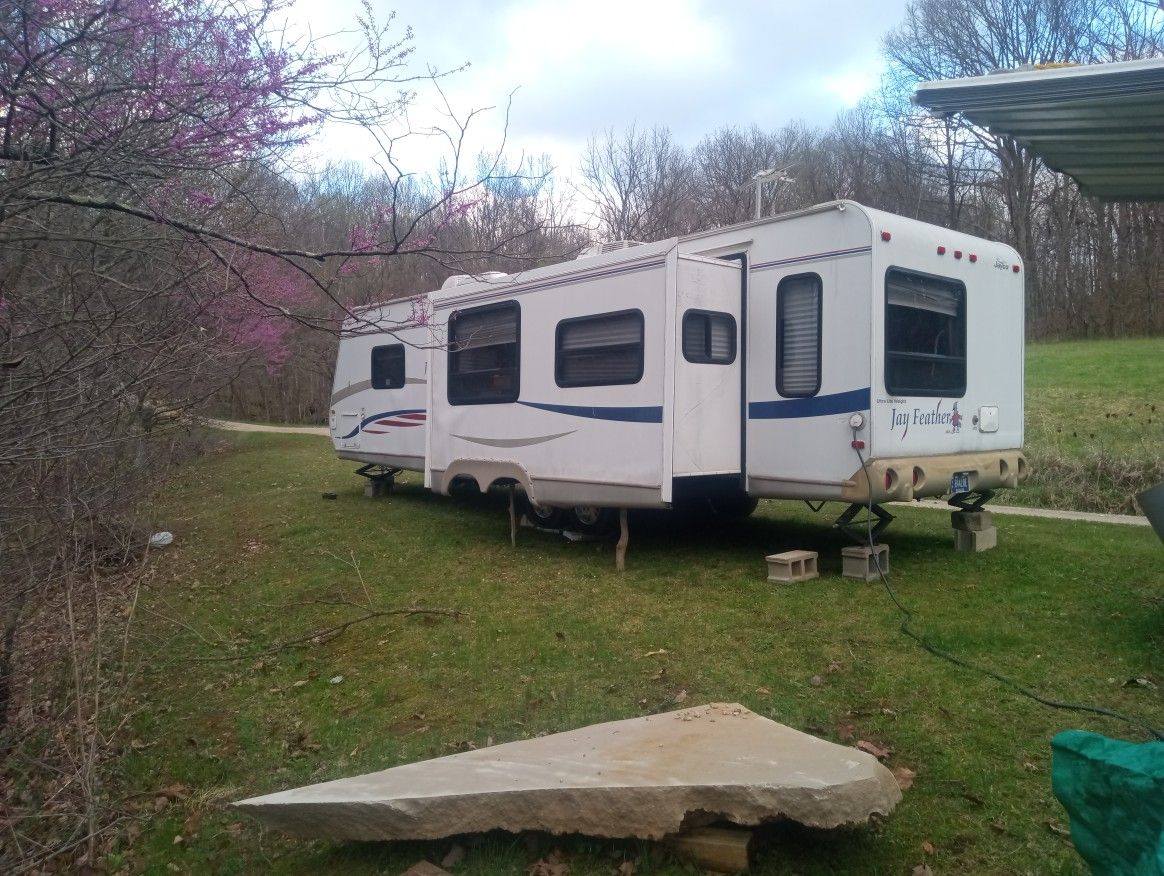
[913,57,1164,201]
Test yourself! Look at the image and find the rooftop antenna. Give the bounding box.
[751,165,796,219]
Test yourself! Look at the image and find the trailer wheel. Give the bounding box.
[568,505,616,535]
[709,493,759,518]
[524,497,565,530]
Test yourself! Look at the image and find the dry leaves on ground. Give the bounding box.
[892,766,917,791]
[856,739,893,760]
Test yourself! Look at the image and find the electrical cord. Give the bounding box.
[851,436,1164,741]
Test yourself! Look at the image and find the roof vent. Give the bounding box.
[441,271,509,289]
[576,240,645,259]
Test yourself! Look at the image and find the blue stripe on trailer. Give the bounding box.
[749,387,871,419]
[517,401,664,423]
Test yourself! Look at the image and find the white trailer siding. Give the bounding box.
[680,201,1025,502]
[330,297,433,471]
[426,242,675,508]
[867,212,1025,460]
[671,257,742,477]
[681,205,876,499]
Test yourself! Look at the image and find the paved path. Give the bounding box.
[204,419,1152,528]
[900,498,1150,527]
[205,418,329,436]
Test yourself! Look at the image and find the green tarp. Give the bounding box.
[1051,730,1164,874]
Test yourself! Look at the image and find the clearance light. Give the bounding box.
[954,250,963,259]
[969,254,977,263]
[880,231,892,241]
[851,439,865,449]
[1013,264,1021,273]
[937,245,946,255]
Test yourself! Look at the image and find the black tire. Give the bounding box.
[708,493,759,518]
[568,505,616,535]
[524,497,565,529]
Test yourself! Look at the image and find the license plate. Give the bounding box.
[950,472,970,494]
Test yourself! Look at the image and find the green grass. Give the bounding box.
[108,432,1163,875]
[1019,338,1164,513]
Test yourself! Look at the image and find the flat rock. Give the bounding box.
[234,703,902,841]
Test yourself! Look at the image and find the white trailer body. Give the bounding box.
[425,240,744,508]
[680,201,1025,505]
[330,295,434,473]
[330,201,1026,513]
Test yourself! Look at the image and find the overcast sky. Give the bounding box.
[291,0,911,178]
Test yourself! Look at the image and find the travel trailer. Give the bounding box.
[330,201,1027,535]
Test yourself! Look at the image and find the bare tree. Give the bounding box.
[579,124,696,240]
[883,0,1164,335]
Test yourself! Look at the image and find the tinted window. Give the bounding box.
[555,310,644,387]
[370,344,405,390]
[682,310,736,364]
[776,273,822,397]
[884,268,966,397]
[448,301,520,404]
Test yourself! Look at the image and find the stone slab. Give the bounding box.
[234,703,901,842]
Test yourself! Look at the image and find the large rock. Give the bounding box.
[234,703,902,841]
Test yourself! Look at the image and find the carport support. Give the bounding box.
[616,508,629,572]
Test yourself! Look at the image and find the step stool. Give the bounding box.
[841,544,889,581]
[765,550,819,584]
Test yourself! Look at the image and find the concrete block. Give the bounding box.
[669,826,752,872]
[234,703,902,842]
[841,544,889,581]
[951,510,993,532]
[765,550,819,584]
[364,479,391,499]
[954,526,998,552]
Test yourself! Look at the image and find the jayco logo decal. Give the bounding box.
[890,400,962,440]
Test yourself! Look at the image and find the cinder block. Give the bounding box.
[364,479,391,498]
[954,526,998,552]
[765,550,819,584]
[951,510,993,532]
[841,544,889,581]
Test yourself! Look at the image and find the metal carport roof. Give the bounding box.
[914,57,1164,201]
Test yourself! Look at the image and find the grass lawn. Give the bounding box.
[110,431,1163,875]
[1020,337,1164,513]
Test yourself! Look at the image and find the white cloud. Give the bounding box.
[285,0,910,178]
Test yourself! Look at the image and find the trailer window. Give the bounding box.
[555,310,644,387]
[884,269,965,397]
[776,273,822,397]
[448,301,520,405]
[682,310,736,364]
[370,344,406,390]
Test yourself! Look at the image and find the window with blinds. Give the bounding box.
[776,273,822,397]
[370,343,405,390]
[682,310,736,364]
[448,301,520,404]
[884,268,966,397]
[555,310,644,387]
